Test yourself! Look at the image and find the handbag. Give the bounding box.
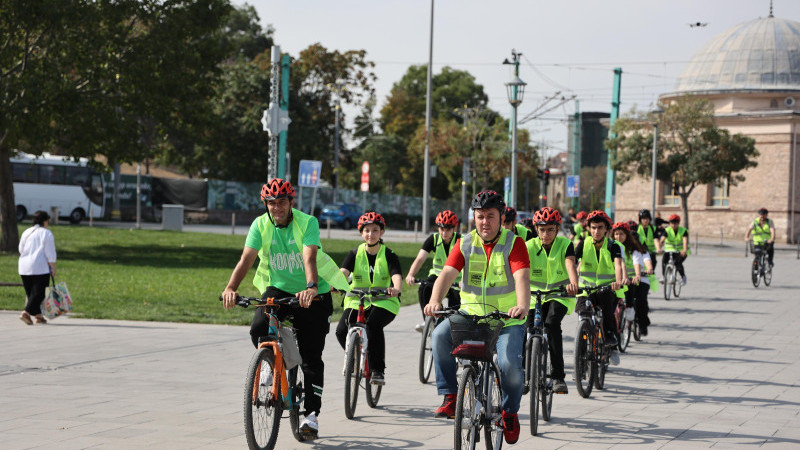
[40,275,73,319]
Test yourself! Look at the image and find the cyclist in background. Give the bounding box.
[745,208,776,267]
[571,211,588,246]
[425,191,530,445]
[405,210,462,332]
[221,178,332,439]
[659,214,689,286]
[526,207,579,394]
[574,210,624,365]
[503,206,536,241]
[335,212,403,386]
[636,209,660,271]
[612,222,653,336]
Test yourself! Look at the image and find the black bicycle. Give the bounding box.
[414,278,460,384]
[750,241,772,288]
[525,287,570,436]
[573,285,614,399]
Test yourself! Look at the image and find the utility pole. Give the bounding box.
[503,50,525,208]
[571,100,581,210]
[604,68,622,219]
[278,54,290,180]
[334,94,341,203]
[262,45,290,182]
[422,0,434,234]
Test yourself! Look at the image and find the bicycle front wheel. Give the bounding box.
[664,266,673,300]
[419,316,435,384]
[574,320,594,398]
[632,321,641,342]
[619,317,631,353]
[764,261,773,286]
[751,258,760,288]
[366,370,382,408]
[288,367,306,443]
[343,334,361,420]
[541,341,553,423]
[454,366,479,450]
[243,347,282,450]
[529,338,541,436]
[673,272,682,298]
[484,364,504,450]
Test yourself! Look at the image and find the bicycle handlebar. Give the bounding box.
[576,285,614,296]
[412,278,461,290]
[218,295,318,308]
[347,287,395,299]
[530,286,569,297]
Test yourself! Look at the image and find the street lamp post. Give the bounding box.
[422,0,434,234]
[504,50,526,207]
[650,107,663,217]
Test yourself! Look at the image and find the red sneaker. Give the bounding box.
[502,410,520,444]
[434,394,457,419]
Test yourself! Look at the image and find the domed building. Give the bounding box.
[615,13,800,243]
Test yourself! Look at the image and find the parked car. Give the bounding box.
[516,210,533,222]
[319,203,361,229]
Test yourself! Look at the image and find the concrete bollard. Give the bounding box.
[414,221,418,242]
[49,207,59,225]
[231,212,236,235]
[327,218,332,239]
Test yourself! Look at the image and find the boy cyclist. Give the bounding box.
[503,206,536,241]
[571,211,588,246]
[405,210,462,331]
[335,212,403,386]
[744,208,776,267]
[525,207,579,394]
[636,209,660,271]
[659,214,689,286]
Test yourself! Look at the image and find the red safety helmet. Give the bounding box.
[575,211,588,220]
[503,206,517,222]
[612,221,630,232]
[626,220,638,230]
[260,178,295,204]
[586,210,612,227]
[533,207,562,225]
[357,211,386,231]
[668,214,681,223]
[435,210,459,228]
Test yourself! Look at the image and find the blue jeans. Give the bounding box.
[432,319,525,413]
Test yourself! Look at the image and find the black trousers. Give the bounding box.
[21,274,50,316]
[335,306,396,373]
[525,300,568,380]
[577,288,618,338]
[634,283,651,330]
[249,287,333,416]
[662,252,686,278]
[763,242,775,264]
[416,274,460,319]
[649,252,658,272]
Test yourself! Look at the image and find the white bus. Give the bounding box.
[11,152,105,224]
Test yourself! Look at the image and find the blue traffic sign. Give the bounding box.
[566,175,580,198]
[298,160,322,187]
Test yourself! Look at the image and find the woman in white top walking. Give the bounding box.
[18,211,57,325]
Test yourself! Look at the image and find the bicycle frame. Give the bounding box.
[343,297,370,379]
[253,299,294,408]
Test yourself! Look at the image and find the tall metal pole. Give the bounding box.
[571,100,581,209]
[422,0,434,234]
[604,68,622,219]
[333,98,340,203]
[651,123,658,218]
[278,54,290,180]
[268,46,281,181]
[135,163,141,229]
[509,55,520,208]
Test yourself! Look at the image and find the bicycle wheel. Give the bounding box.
[573,320,594,398]
[454,366,479,450]
[632,321,641,342]
[418,316,435,384]
[751,258,760,288]
[673,271,682,298]
[594,331,606,391]
[529,338,541,436]
[594,359,607,390]
[541,342,553,423]
[366,367,382,409]
[764,260,773,286]
[522,334,533,395]
[343,334,361,420]
[243,347,282,450]
[484,364,504,450]
[288,367,306,443]
[619,317,631,353]
[664,265,673,300]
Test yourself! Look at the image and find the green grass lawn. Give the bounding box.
[0,225,430,325]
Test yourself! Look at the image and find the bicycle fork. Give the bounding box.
[255,341,289,406]
[342,326,369,376]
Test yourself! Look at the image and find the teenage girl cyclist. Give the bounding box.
[503,206,536,240]
[659,214,689,286]
[636,209,660,271]
[335,212,402,386]
[571,211,588,246]
[611,222,654,336]
[525,207,579,394]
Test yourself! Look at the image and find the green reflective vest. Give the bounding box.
[615,240,631,298]
[572,223,586,246]
[428,233,462,283]
[344,243,399,314]
[460,228,523,327]
[578,237,617,288]
[751,219,772,245]
[664,226,689,253]
[252,210,345,295]
[637,224,657,253]
[526,236,576,314]
[514,224,531,241]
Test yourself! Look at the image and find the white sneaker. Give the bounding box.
[681,276,687,286]
[609,351,620,366]
[415,323,425,333]
[300,412,319,439]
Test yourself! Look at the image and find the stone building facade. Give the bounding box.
[615,15,800,243]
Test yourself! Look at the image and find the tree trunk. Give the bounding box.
[0,144,20,253]
[680,193,690,230]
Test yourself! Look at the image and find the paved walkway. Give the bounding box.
[1,248,799,449]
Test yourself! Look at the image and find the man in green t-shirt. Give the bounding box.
[221,178,332,440]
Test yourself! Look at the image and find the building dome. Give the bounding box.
[674,16,800,94]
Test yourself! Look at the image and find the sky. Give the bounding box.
[241,0,800,160]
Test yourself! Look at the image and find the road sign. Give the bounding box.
[361,160,369,192]
[566,175,580,198]
[298,160,322,188]
[503,176,511,204]
[362,161,370,174]
[261,102,291,137]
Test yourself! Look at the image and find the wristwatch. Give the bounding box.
[306,282,318,290]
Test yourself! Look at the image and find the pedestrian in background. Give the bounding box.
[18,210,57,325]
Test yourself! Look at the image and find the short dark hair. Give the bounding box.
[32,210,50,226]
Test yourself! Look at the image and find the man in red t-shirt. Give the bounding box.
[424,191,530,445]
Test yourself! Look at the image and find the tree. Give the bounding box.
[606,96,759,228]
[0,0,232,252]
